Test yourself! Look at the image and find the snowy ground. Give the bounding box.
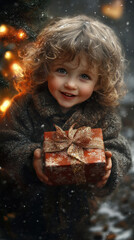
[88,141,134,240]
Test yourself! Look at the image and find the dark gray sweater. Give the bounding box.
[0,85,132,234]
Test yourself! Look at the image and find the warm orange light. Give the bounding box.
[0,25,8,34]
[3,72,8,77]
[4,51,13,60]
[11,63,24,77]
[101,0,124,19]
[0,100,11,112]
[17,30,27,39]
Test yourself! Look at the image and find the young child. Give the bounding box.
[0,15,132,240]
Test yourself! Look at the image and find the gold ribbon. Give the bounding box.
[44,124,104,163]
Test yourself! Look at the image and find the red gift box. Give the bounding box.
[43,125,106,185]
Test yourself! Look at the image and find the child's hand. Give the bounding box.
[96,151,112,188]
[33,148,53,185]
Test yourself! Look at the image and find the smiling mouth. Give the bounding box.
[61,92,76,97]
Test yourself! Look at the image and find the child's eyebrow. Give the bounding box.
[51,62,64,68]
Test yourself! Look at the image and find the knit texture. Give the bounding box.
[0,84,132,237]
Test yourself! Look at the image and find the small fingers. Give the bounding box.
[34,148,42,159]
[97,179,107,188]
[105,151,112,158]
[34,161,53,185]
[96,151,112,188]
[33,149,43,173]
[105,157,112,170]
[97,166,112,188]
[37,171,52,185]
[105,151,112,171]
[33,148,53,185]
[96,171,110,188]
[102,169,111,181]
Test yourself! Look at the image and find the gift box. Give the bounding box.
[43,124,106,185]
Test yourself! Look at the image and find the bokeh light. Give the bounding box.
[0,99,11,112]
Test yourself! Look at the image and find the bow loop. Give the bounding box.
[44,124,93,162]
[72,126,92,148]
[53,124,68,142]
[68,123,77,139]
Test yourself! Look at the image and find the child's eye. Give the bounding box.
[80,74,91,80]
[56,68,67,74]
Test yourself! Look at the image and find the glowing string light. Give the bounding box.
[17,30,27,40]
[11,63,24,77]
[0,100,11,112]
[4,51,13,60]
[0,25,8,34]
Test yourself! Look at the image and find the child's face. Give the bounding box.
[47,54,98,113]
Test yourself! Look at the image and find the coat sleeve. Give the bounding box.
[0,94,41,185]
[93,110,132,197]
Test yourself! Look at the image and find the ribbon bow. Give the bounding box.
[44,124,93,163]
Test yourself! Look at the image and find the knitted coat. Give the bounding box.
[0,84,132,237]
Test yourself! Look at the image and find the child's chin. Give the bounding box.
[60,106,72,113]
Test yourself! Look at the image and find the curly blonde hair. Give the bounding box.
[17,15,127,106]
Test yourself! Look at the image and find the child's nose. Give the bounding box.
[64,78,77,90]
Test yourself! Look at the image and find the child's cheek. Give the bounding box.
[47,77,57,91]
[80,86,94,100]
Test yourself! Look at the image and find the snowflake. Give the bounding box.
[46,156,59,166]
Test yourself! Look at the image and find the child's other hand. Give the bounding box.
[33,148,53,185]
[96,151,112,188]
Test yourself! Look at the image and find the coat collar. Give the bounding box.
[32,83,107,130]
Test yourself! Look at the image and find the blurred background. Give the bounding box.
[0,0,134,114]
[0,1,134,240]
